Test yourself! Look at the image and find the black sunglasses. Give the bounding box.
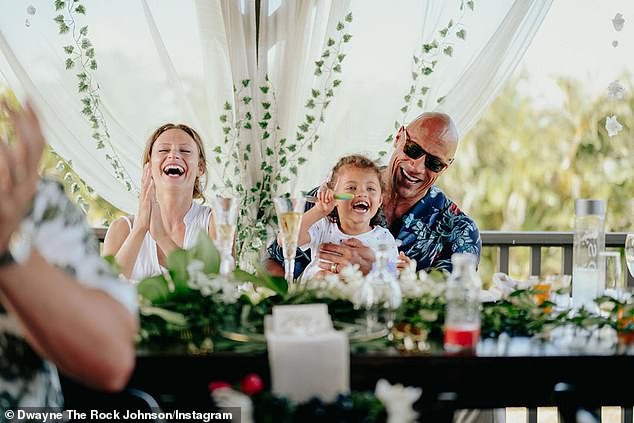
[400,126,451,173]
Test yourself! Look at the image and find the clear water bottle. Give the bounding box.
[571,199,605,309]
[354,244,402,332]
[444,253,482,352]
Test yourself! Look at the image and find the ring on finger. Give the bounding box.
[330,262,338,273]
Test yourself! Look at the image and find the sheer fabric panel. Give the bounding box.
[0,0,551,211]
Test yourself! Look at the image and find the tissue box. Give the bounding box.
[265,304,349,403]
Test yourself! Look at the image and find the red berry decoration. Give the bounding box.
[240,373,264,395]
[208,381,231,393]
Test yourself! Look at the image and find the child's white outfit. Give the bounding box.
[300,219,399,282]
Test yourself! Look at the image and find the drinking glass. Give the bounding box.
[601,251,623,300]
[354,243,402,334]
[210,196,240,276]
[625,234,634,279]
[273,197,305,286]
[353,278,378,333]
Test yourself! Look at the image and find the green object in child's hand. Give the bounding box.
[303,192,354,203]
[333,193,354,200]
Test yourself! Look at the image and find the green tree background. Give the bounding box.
[438,74,634,282]
[2,75,633,283]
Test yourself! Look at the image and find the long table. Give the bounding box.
[61,337,634,423]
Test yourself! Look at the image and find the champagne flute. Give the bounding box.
[273,197,305,286]
[601,251,623,300]
[210,196,240,276]
[626,234,634,279]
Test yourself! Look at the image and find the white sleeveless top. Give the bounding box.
[123,202,212,282]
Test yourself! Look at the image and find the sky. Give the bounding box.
[517,0,634,108]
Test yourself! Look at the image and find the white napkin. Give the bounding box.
[265,304,349,403]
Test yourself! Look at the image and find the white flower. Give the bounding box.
[298,261,449,308]
[399,269,434,299]
[340,263,363,281]
[607,80,624,100]
[186,260,205,276]
[605,115,623,137]
[352,280,375,310]
[612,13,625,31]
[218,283,242,304]
[185,259,241,303]
[211,388,254,423]
[491,272,518,299]
[26,5,36,15]
[242,283,276,305]
[479,288,502,302]
[375,379,422,423]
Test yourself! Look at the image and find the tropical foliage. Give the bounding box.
[439,74,634,282]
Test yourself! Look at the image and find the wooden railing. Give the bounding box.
[481,231,634,286]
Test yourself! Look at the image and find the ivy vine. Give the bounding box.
[379,0,475,159]
[214,12,354,270]
[53,0,134,193]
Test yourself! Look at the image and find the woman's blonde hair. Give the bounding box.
[142,123,207,200]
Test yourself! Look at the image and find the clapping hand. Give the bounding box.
[136,164,170,247]
[0,101,45,253]
[134,163,154,234]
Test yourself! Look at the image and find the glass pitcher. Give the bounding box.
[571,199,605,309]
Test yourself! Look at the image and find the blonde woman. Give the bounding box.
[103,124,214,281]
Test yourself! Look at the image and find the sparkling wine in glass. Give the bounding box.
[210,197,240,276]
[625,234,634,279]
[273,197,305,286]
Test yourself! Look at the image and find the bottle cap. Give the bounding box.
[574,199,605,217]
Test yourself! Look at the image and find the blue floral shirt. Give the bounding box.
[267,185,481,276]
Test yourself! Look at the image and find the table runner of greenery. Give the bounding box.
[134,235,634,352]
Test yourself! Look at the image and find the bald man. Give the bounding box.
[266,112,481,277]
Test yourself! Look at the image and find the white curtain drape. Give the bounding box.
[305,0,553,184]
[0,0,551,215]
[439,0,553,133]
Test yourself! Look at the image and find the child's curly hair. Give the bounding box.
[325,154,385,227]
